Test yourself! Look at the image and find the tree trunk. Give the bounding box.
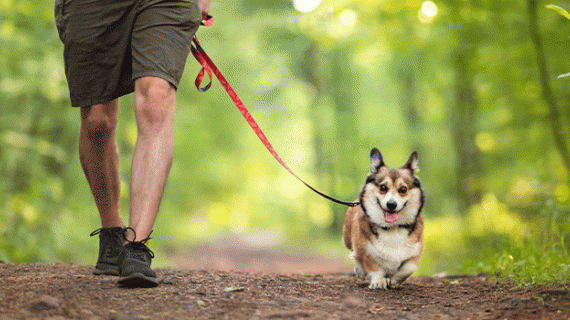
[451,43,483,213]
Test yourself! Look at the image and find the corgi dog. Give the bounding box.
[343,148,424,289]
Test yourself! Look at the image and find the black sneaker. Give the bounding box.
[90,227,125,276]
[117,230,158,288]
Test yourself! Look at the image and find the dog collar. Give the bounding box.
[379,223,416,231]
[369,221,417,237]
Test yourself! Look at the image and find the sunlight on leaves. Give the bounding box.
[494,108,513,126]
[327,11,358,38]
[0,78,25,94]
[554,184,570,203]
[546,4,570,20]
[2,131,67,163]
[125,123,137,147]
[0,21,15,39]
[293,0,322,13]
[424,215,463,251]
[475,132,496,152]
[468,194,529,239]
[420,214,465,275]
[13,196,38,224]
[277,175,306,199]
[507,178,536,208]
[418,1,438,24]
[308,201,333,228]
[353,45,388,69]
[207,202,232,227]
[339,9,357,26]
[0,0,13,10]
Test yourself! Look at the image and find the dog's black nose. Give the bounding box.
[386,200,398,211]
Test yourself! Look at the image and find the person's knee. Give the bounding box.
[81,104,118,143]
[135,77,176,133]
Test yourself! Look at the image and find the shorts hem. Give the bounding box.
[71,87,134,108]
[132,72,180,89]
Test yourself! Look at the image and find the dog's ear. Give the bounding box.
[370,148,385,174]
[402,151,419,175]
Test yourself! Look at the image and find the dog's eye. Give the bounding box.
[379,185,388,193]
[398,187,408,195]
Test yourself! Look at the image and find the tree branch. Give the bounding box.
[528,0,570,171]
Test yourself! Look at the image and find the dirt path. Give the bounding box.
[1,262,570,320]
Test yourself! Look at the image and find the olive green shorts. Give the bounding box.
[54,0,201,107]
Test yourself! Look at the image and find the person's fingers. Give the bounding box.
[200,0,211,19]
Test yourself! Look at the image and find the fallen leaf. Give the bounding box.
[368,305,384,314]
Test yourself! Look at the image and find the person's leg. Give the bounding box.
[80,100,126,276]
[126,0,200,242]
[79,100,124,228]
[127,76,176,242]
[115,76,175,287]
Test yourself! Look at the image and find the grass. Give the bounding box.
[418,193,570,286]
[460,200,570,286]
[461,236,570,286]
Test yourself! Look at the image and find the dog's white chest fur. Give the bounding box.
[366,228,420,276]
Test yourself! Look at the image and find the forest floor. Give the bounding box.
[2,238,570,320]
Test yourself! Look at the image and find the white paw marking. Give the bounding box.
[368,273,388,290]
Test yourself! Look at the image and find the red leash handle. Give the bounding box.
[191,36,359,207]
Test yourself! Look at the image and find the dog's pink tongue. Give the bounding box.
[385,213,399,223]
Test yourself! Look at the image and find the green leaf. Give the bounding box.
[546,4,570,20]
[301,273,323,278]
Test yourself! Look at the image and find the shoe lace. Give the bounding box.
[122,227,155,259]
[90,227,126,259]
[90,227,125,237]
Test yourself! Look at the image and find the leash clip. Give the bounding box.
[201,14,214,26]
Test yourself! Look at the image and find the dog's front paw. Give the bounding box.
[368,272,388,290]
[369,278,388,290]
[388,280,402,289]
[354,264,367,280]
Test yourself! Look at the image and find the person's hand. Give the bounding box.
[200,0,211,20]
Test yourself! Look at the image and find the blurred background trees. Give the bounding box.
[1,0,569,283]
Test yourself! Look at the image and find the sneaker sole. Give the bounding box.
[118,272,159,288]
[93,266,120,276]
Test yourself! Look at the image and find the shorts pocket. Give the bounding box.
[54,0,67,42]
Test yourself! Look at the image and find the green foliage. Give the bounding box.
[1,0,570,287]
[461,199,570,286]
[1,0,77,262]
[420,193,570,286]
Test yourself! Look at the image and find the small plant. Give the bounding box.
[460,196,570,286]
